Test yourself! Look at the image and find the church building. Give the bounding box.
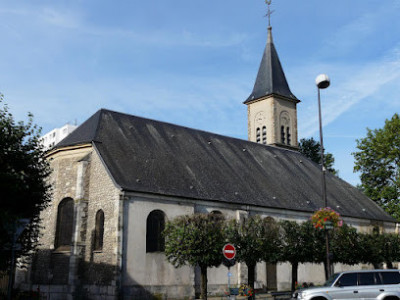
[19,19,396,300]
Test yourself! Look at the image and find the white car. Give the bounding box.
[295,269,400,300]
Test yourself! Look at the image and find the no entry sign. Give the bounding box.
[222,243,236,260]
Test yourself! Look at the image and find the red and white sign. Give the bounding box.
[222,243,236,260]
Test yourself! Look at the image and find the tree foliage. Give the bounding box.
[226,215,280,293]
[0,94,51,269]
[163,213,226,299]
[330,224,361,266]
[353,113,400,220]
[381,233,400,268]
[279,220,321,291]
[358,231,400,269]
[164,212,400,295]
[298,137,337,175]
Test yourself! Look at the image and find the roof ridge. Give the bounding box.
[56,108,302,158]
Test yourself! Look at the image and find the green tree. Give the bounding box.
[359,232,385,268]
[279,221,318,291]
[0,94,51,270]
[353,113,400,220]
[298,137,337,175]
[226,215,280,296]
[381,233,400,268]
[163,213,226,300]
[330,224,362,265]
[358,231,400,269]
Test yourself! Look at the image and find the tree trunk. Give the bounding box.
[291,262,298,292]
[247,263,256,300]
[373,263,381,269]
[200,265,208,300]
[387,261,394,269]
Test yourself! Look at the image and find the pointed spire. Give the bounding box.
[267,26,273,44]
[244,26,298,104]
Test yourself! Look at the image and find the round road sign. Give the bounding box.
[222,243,236,260]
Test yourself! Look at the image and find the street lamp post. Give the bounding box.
[315,74,332,279]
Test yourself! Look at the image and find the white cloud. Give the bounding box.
[0,4,247,49]
[39,7,82,29]
[299,43,400,137]
[321,13,376,56]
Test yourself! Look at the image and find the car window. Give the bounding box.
[375,272,382,285]
[337,273,357,287]
[359,272,376,285]
[380,272,400,284]
[324,273,340,287]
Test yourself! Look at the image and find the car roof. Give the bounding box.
[340,270,400,274]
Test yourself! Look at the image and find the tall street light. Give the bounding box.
[315,74,332,279]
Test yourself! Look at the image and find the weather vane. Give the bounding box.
[265,0,274,27]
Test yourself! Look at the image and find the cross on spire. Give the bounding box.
[265,0,274,27]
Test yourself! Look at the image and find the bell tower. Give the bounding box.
[244,4,300,149]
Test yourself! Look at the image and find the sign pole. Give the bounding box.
[228,266,230,291]
[222,244,236,297]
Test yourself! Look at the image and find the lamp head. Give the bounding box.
[315,74,330,89]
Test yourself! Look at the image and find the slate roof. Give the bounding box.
[56,109,395,223]
[244,27,298,104]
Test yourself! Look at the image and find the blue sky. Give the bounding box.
[1,0,400,186]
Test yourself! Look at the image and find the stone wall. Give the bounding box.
[28,145,122,299]
[31,145,93,286]
[83,146,121,285]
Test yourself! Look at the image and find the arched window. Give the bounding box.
[280,111,291,145]
[373,226,380,235]
[281,126,285,144]
[146,210,165,253]
[210,210,222,215]
[54,198,74,250]
[256,127,261,143]
[94,210,104,251]
[262,126,267,144]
